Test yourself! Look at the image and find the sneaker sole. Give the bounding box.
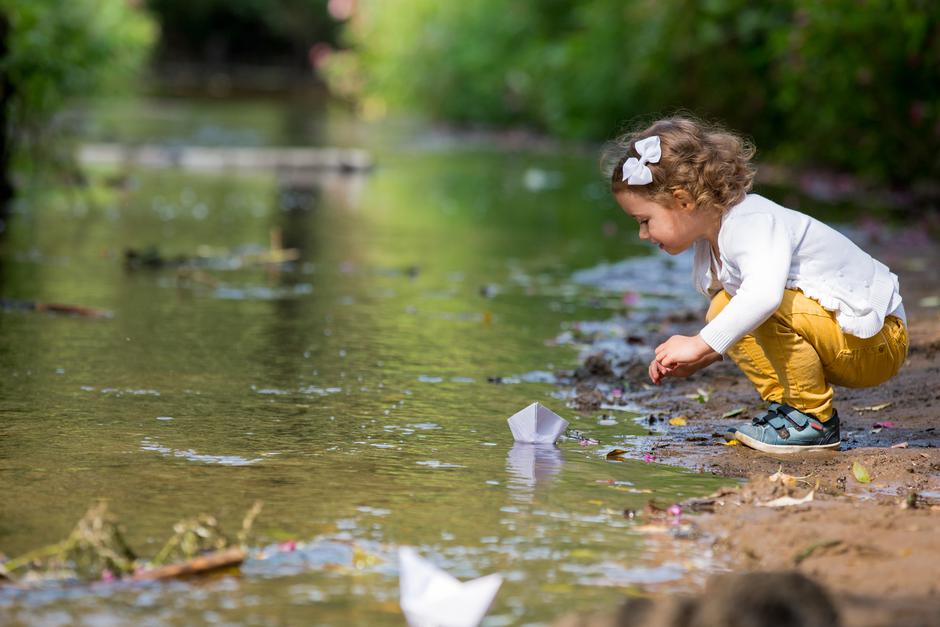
[734,431,841,454]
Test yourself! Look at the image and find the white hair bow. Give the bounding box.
[621,135,661,185]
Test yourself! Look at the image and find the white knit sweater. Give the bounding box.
[697,194,905,355]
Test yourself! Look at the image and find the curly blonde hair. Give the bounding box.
[604,116,757,214]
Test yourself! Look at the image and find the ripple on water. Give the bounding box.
[408,422,441,430]
[140,437,271,466]
[415,460,464,469]
[213,284,313,300]
[82,387,161,397]
[559,560,687,586]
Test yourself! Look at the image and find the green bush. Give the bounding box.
[0,0,155,178]
[771,0,939,184]
[328,0,940,184]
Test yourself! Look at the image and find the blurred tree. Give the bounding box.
[772,0,940,185]
[146,0,338,68]
[0,0,155,206]
[327,0,940,186]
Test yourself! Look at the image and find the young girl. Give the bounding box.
[607,117,908,453]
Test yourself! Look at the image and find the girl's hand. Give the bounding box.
[655,334,715,369]
[648,359,671,384]
[648,351,721,384]
[648,335,721,384]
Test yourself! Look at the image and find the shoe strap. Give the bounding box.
[751,409,777,426]
[769,402,810,428]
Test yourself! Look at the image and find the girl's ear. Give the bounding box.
[672,189,696,212]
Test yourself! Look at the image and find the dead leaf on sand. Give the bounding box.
[768,465,811,488]
[852,402,893,412]
[757,490,815,508]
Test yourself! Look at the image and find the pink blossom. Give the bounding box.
[328,0,356,20]
[308,43,333,70]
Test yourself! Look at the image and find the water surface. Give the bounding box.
[0,96,730,625]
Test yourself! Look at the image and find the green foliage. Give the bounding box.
[1,0,155,134]
[772,0,940,184]
[329,0,940,183]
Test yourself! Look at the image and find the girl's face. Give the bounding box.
[615,191,709,255]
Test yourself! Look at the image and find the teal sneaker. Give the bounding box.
[733,403,840,454]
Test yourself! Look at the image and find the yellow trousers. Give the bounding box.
[707,289,908,422]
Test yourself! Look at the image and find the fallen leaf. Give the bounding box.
[890,442,909,449]
[721,407,745,419]
[852,402,893,412]
[668,416,688,426]
[724,439,739,446]
[872,421,896,429]
[768,465,810,488]
[605,449,628,460]
[685,387,712,403]
[852,460,872,483]
[758,490,815,508]
[793,539,842,565]
[633,524,671,534]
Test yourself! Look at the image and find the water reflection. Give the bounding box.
[505,443,564,498]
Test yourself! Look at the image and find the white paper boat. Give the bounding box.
[399,547,503,627]
[506,402,569,444]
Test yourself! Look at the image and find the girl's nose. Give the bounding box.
[639,225,649,240]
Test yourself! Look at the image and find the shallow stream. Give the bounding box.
[0,96,731,625]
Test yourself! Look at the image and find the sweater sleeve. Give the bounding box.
[699,213,792,354]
